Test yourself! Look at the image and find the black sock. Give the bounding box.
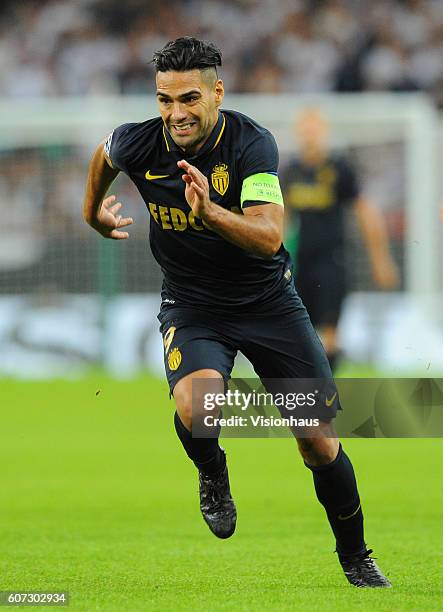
[305,444,366,560]
[174,411,226,476]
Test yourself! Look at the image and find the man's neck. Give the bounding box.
[300,147,327,167]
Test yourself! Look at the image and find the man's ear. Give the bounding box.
[215,79,224,107]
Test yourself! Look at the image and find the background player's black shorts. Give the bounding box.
[157,282,340,419]
[295,248,346,327]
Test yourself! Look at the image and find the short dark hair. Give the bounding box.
[152,37,222,74]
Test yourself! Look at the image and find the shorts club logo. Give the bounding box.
[168,347,182,371]
[211,163,229,196]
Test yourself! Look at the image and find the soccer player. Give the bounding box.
[83,37,391,588]
[282,108,399,371]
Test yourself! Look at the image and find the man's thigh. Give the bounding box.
[158,308,237,395]
[239,294,340,419]
[240,298,331,379]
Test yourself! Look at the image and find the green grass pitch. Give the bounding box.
[1,376,442,611]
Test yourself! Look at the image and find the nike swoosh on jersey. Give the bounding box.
[325,391,338,407]
[145,170,170,180]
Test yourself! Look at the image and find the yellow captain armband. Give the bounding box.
[240,173,284,208]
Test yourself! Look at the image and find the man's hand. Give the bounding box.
[177,158,282,257]
[92,195,133,240]
[178,159,214,220]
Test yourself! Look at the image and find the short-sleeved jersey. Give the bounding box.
[105,110,291,311]
[281,155,359,257]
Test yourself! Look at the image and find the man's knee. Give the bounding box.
[174,387,193,429]
[297,435,339,467]
[173,369,223,430]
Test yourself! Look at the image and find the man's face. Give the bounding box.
[296,108,329,152]
[156,69,224,154]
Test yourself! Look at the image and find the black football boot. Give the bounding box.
[198,454,236,539]
[340,549,392,588]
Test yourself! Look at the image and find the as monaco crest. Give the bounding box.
[211,163,229,196]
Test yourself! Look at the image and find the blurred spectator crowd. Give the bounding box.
[0,0,442,104]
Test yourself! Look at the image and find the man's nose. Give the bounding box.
[171,102,188,123]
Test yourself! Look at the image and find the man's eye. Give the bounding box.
[187,96,199,103]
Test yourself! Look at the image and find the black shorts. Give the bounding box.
[157,283,340,419]
[296,249,346,328]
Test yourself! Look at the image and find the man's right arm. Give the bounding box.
[83,140,133,240]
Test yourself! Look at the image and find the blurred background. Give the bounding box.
[0,0,442,378]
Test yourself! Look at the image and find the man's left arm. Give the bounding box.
[353,196,399,289]
[178,159,283,258]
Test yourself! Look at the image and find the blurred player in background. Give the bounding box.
[282,108,399,372]
[83,38,391,588]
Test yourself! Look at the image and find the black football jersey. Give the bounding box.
[105,110,291,310]
[281,155,359,256]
